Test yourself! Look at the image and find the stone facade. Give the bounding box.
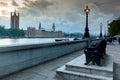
[26,26,64,38]
[10,11,19,29]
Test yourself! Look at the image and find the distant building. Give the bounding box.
[26,23,64,38]
[10,10,19,29]
[27,27,36,37]
[52,23,55,32]
[39,22,41,30]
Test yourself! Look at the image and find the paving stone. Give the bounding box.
[1,50,83,80]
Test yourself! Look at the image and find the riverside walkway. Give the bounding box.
[1,41,120,80]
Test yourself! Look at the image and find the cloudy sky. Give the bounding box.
[0,0,119,35]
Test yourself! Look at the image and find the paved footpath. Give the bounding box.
[1,49,84,80]
[1,41,120,80]
[106,41,120,80]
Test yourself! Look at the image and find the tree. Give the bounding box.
[0,25,8,37]
[64,32,83,38]
[108,18,120,37]
[0,25,25,38]
[7,29,25,38]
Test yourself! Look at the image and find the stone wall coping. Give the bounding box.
[0,39,88,53]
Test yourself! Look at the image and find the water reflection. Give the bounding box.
[0,38,74,47]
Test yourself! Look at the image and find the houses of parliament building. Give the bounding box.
[10,11,64,38]
[10,10,19,29]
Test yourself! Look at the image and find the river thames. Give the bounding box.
[0,38,75,47]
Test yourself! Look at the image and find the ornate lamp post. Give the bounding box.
[100,23,103,38]
[107,20,110,37]
[83,6,90,38]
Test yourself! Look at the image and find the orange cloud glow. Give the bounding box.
[0,1,18,17]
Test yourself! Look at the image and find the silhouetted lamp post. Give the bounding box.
[83,6,90,38]
[107,20,110,37]
[100,23,103,38]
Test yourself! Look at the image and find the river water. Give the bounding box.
[0,38,74,47]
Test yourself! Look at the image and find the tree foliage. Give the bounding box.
[7,29,25,38]
[0,25,25,38]
[108,18,120,37]
[64,32,83,38]
[0,26,7,37]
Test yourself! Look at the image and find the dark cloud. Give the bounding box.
[23,0,54,11]
[0,2,7,7]
[1,0,119,33]
[88,0,120,17]
[1,10,8,15]
[18,0,119,33]
[12,0,19,7]
[21,0,120,17]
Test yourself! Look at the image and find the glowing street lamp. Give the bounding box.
[84,6,90,14]
[83,6,90,38]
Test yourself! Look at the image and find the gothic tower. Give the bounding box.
[52,23,55,32]
[39,22,41,30]
[10,10,19,29]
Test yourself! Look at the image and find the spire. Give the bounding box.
[52,23,55,32]
[10,12,13,16]
[14,9,16,15]
[13,9,19,16]
[39,22,41,30]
